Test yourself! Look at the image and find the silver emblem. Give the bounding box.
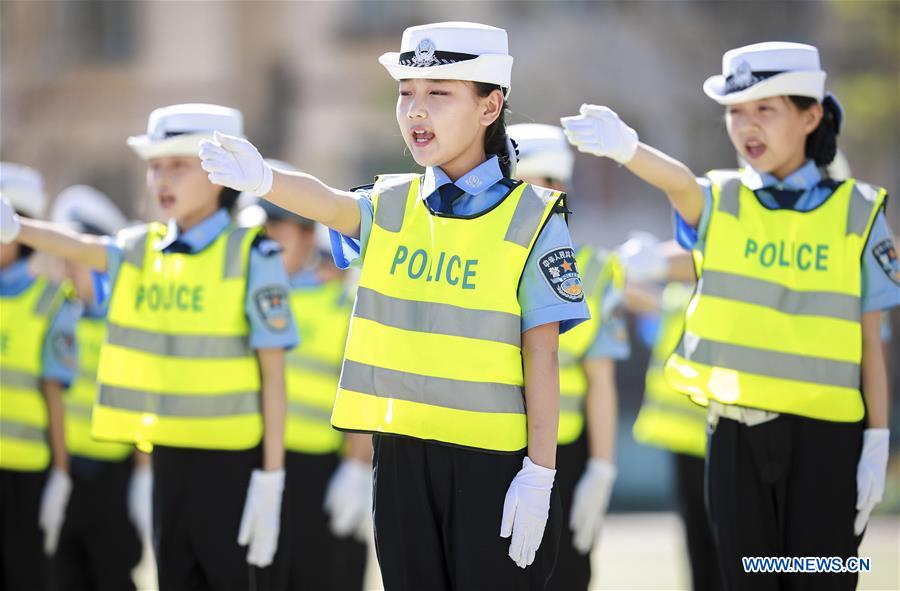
[730,60,755,90]
[412,38,437,67]
[465,175,482,189]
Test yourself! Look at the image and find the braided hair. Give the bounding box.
[473,83,517,177]
[789,92,843,167]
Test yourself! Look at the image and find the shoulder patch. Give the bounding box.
[253,285,291,331]
[872,238,899,285]
[252,235,283,257]
[538,247,584,303]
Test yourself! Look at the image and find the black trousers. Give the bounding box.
[52,455,142,591]
[152,446,284,591]
[281,451,367,591]
[674,452,722,591]
[0,469,47,591]
[706,415,863,591]
[372,434,562,591]
[546,434,590,591]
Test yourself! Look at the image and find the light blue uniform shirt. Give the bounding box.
[675,160,900,313]
[104,209,298,350]
[330,157,590,334]
[0,259,78,385]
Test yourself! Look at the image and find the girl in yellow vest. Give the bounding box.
[0,164,76,591]
[47,185,146,591]
[200,21,591,590]
[507,123,629,591]
[0,104,299,590]
[561,42,897,590]
[241,191,371,590]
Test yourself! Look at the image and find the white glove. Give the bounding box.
[238,469,285,567]
[0,196,21,244]
[500,457,556,569]
[560,104,639,164]
[570,458,618,554]
[198,131,273,197]
[128,464,153,542]
[854,428,889,535]
[616,231,666,284]
[38,468,72,555]
[323,459,373,542]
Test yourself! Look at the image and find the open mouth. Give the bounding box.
[158,193,176,210]
[411,128,435,148]
[745,139,767,160]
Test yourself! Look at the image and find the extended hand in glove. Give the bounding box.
[570,458,617,554]
[199,132,273,196]
[0,196,21,244]
[238,469,285,567]
[323,459,373,542]
[854,428,889,536]
[560,104,639,165]
[39,468,72,555]
[500,457,556,569]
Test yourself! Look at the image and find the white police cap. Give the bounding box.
[50,185,128,236]
[0,162,46,219]
[703,42,826,105]
[127,103,244,160]
[507,124,575,183]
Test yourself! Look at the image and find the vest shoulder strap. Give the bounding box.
[372,174,419,233]
[705,169,743,218]
[504,184,562,248]
[223,225,259,279]
[118,223,160,268]
[846,180,887,237]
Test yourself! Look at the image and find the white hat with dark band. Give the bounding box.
[703,42,826,105]
[379,22,513,93]
[127,103,244,160]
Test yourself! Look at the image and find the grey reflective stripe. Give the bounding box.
[0,368,40,390]
[33,282,59,315]
[677,335,860,389]
[715,176,742,218]
[106,323,251,358]
[559,395,583,413]
[846,182,880,237]
[0,420,45,442]
[121,226,151,268]
[64,401,93,419]
[98,385,260,417]
[340,359,525,414]
[699,270,860,322]
[579,253,605,296]
[354,287,521,347]
[287,355,341,376]
[288,401,333,422]
[373,175,415,232]
[505,184,554,247]
[77,369,97,382]
[223,227,251,279]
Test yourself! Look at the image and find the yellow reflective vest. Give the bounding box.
[285,278,352,454]
[0,278,68,471]
[331,174,562,452]
[557,247,623,445]
[665,171,885,422]
[633,282,707,458]
[93,223,263,450]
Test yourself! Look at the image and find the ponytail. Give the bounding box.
[473,82,517,177]
[789,92,843,167]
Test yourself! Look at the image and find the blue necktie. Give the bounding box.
[437,184,465,214]
[164,240,192,254]
[763,187,803,209]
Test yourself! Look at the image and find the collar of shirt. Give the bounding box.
[741,159,822,192]
[421,155,503,201]
[156,208,231,253]
[0,259,35,295]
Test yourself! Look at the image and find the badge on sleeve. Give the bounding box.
[52,333,77,369]
[872,238,899,285]
[253,286,291,331]
[538,248,584,302]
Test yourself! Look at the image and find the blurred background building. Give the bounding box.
[1,1,898,579]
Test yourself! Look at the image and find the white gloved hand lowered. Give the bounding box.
[854,428,889,536]
[323,459,373,542]
[570,458,618,554]
[199,132,273,197]
[39,468,72,555]
[0,196,21,244]
[238,469,285,567]
[616,231,666,284]
[128,463,153,542]
[560,104,639,164]
[500,457,556,569]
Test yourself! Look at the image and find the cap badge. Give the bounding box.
[412,38,437,67]
[730,60,755,91]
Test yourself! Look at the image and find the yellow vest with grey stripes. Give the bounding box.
[93,223,263,450]
[0,277,68,471]
[65,316,133,461]
[557,247,623,445]
[285,279,352,454]
[331,174,562,452]
[665,171,886,422]
[633,282,707,458]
